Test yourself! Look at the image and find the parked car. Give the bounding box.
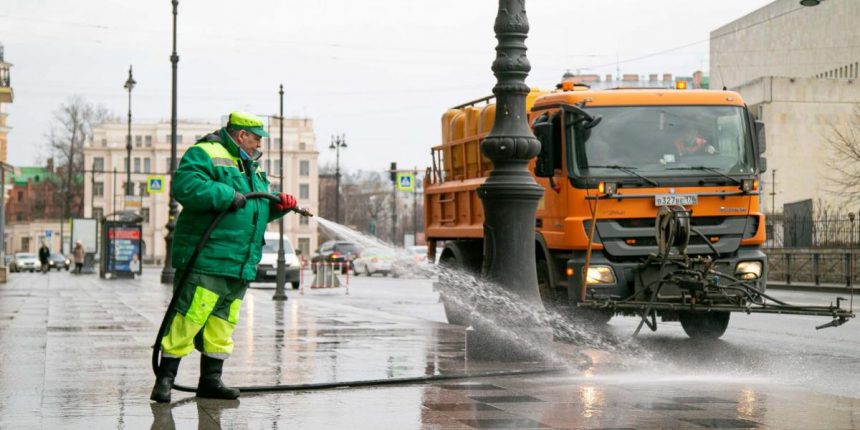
[4,255,12,267]
[311,241,360,274]
[255,232,301,288]
[352,247,397,276]
[10,253,40,273]
[47,252,71,271]
[392,246,433,278]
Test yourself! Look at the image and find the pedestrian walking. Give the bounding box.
[150,112,298,403]
[73,241,85,274]
[38,242,50,274]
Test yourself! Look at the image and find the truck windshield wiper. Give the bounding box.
[586,165,660,187]
[666,165,741,185]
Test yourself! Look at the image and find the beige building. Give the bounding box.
[84,117,319,264]
[710,0,860,213]
[0,43,13,162]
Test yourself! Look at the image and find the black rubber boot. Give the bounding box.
[196,355,240,400]
[150,356,181,403]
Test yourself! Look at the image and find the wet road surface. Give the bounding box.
[0,269,858,429]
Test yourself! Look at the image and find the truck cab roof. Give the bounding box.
[532,89,746,111]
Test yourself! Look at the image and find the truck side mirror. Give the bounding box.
[533,120,554,178]
[759,156,767,173]
[754,120,766,154]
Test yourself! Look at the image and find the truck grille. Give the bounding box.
[586,216,757,258]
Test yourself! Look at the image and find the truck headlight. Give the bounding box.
[585,265,616,285]
[735,261,762,280]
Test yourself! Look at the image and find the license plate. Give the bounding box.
[654,194,697,206]
[266,270,277,276]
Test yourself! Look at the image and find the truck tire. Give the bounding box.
[678,311,730,339]
[437,240,482,326]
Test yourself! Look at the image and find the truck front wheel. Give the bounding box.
[678,311,730,340]
[437,241,482,326]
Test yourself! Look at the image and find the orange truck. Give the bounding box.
[424,82,771,338]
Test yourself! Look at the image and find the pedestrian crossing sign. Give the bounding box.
[146,176,165,193]
[396,172,414,191]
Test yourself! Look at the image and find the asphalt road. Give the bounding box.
[294,272,860,399]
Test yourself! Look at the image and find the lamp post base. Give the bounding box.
[160,267,175,285]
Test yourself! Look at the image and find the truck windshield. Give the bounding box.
[570,105,755,182]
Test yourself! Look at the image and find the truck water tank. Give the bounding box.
[463,107,481,138]
[478,104,496,135]
[441,109,460,145]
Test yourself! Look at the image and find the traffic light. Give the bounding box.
[390,162,397,182]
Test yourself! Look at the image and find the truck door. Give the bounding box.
[534,111,568,249]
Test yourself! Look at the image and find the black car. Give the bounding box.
[47,252,71,271]
[311,241,360,274]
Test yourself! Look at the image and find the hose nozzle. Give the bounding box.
[292,206,314,217]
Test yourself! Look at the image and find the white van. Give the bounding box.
[256,232,301,288]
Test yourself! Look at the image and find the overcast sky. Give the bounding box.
[0,0,773,172]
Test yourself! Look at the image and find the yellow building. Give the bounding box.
[0,43,13,163]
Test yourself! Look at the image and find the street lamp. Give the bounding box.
[273,85,288,301]
[161,0,179,284]
[124,65,136,198]
[329,134,347,224]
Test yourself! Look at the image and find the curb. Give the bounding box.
[767,282,858,295]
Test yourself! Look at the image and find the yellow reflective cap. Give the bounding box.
[228,111,270,137]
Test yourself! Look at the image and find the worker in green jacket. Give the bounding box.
[151,112,298,403]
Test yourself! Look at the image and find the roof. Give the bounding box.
[533,89,746,110]
[8,167,59,186]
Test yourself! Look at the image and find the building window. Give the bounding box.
[21,237,29,251]
[92,207,103,220]
[93,157,104,171]
[139,182,149,197]
[94,181,104,197]
[145,135,152,147]
[101,138,107,147]
[299,141,306,150]
[141,208,150,223]
[300,160,309,177]
[275,160,281,176]
[299,183,309,200]
[274,138,281,148]
[135,135,143,147]
[16,191,22,202]
[134,157,141,173]
[167,134,183,144]
[265,160,270,173]
[299,215,309,226]
[144,158,151,173]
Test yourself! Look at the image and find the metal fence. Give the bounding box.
[765,216,860,249]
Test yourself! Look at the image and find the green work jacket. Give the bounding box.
[171,127,285,281]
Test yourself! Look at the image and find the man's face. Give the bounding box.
[235,130,262,157]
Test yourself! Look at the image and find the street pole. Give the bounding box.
[469,0,546,360]
[412,167,417,243]
[90,160,96,217]
[112,167,117,216]
[124,65,136,199]
[273,84,288,301]
[161,0,179,284]
[329,134,346,224]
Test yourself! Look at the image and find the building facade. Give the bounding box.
[710,0,860,213]
[84,117,319,264]
[0,43,13,163]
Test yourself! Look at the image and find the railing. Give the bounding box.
[765,216,860,249]
[766,248,858,286]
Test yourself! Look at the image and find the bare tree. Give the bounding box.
[826,105,860,203]
[45,95,115,250]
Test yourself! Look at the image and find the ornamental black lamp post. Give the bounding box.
[329,134,346,224]
[124,65,136,198]
[273,84,288,301]
[161,0,179,285]
[469,0,546,360]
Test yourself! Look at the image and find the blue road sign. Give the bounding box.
[146,176,165,193]
[397,172,414,191]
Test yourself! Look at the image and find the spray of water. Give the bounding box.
[312,216,650,368]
